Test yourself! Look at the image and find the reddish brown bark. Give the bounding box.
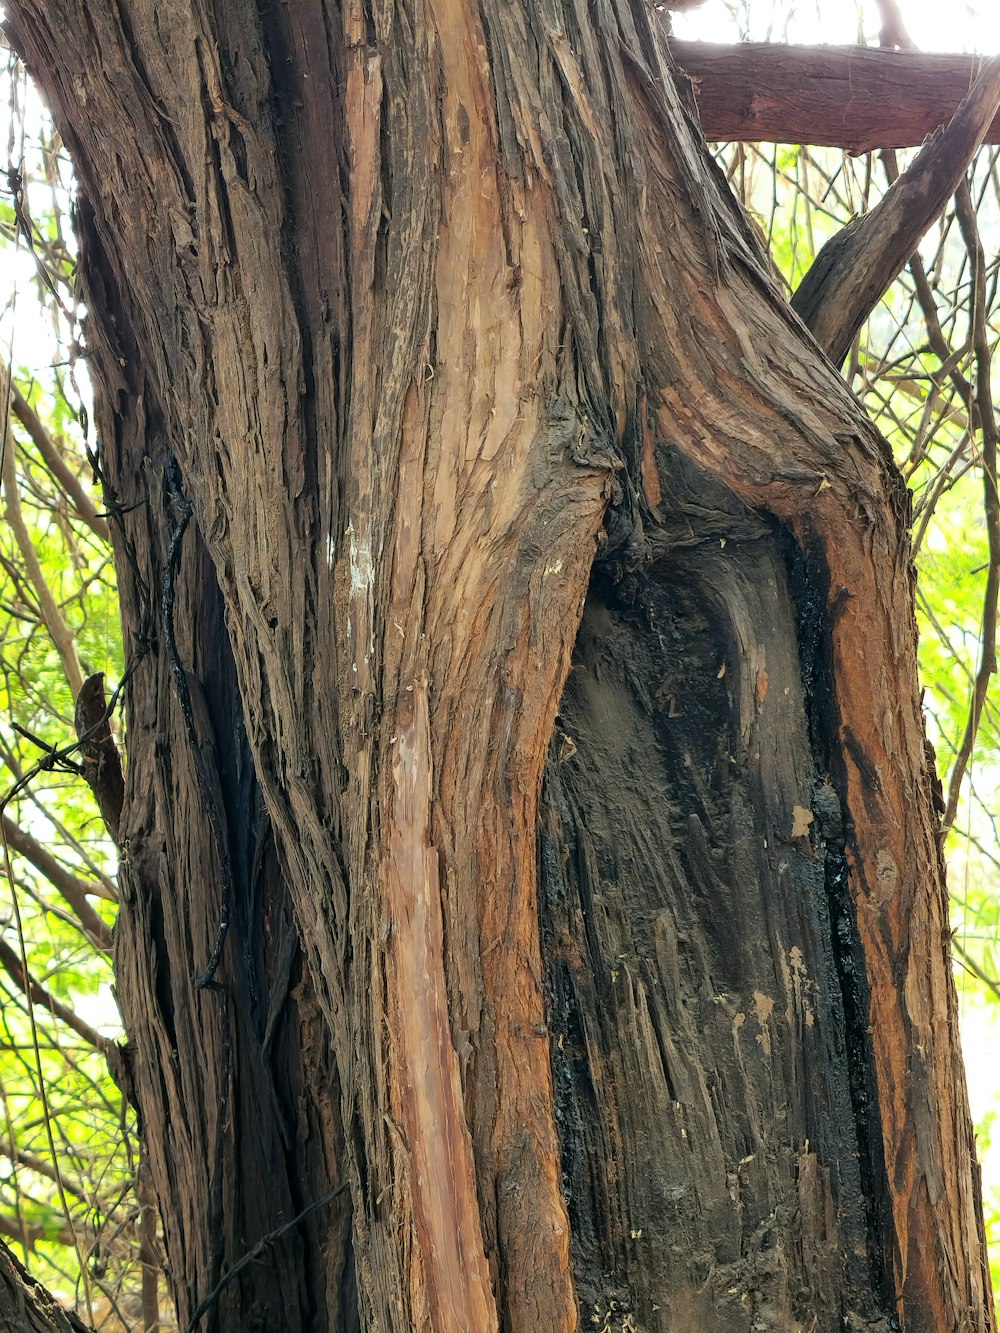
[673,40,1000,151]
[4,7,994,1332]
[791,56,1000,365]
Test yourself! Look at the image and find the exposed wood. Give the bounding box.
[672,40,1000,151]
[792,56,1000,364]
[540,470,886,1327]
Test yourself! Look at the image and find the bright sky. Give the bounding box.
[674,0,1000,52]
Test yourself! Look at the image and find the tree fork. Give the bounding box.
[4,4,994,1331]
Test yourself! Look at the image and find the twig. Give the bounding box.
[0,653,144,822]
[0,937,108,1053]
[0,816,94,1324]
[182,1186,348,1333]
[942,179,1000,829]
[0,814,111,950]
[1,368,85,695]
[8,383,109,542]
[952,938,1000,1003]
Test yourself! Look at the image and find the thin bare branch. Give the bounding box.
[0,1140,90,1205]
[791,58,1000,365]
[0,937,109,1054]
[8,386,108,543]
[1,368,84,697]
[942,181,1000,829]
[1,816,111,951]
[0,1214,79,1252]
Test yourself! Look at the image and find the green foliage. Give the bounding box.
[1,71,144,1329]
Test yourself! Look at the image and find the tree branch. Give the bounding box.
[0,369,84,698]
[0,1141,90,1206]
[875,0,913,51]
[0,938,109,1054]
[790,57,1000,365]
[942,182,1000,829]
[671,41,1000,152]
[0,1237,92,1332]
[8,387,109,544]
[0,1215,77,1251]
[1,816,112,952]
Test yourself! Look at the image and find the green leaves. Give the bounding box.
[0,70,139,1323]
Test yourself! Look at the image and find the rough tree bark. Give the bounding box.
[0,1241,90,1333]
[673,41,1000,151]
[4,4,995,1332]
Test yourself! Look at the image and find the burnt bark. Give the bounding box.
[537,459,888,1330]
[4,5,993,1332]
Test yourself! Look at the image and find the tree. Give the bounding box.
[2,2,998,1330]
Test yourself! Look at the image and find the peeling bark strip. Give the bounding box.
[5,5,994,1332]
[385,678,497,1331]
[673,40,1000,151]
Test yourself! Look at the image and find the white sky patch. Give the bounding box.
[1,69,88,408]
[674,0,1000,52]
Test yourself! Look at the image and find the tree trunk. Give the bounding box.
[5,3,993,1331]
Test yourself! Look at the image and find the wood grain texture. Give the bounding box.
[673,40,1000,151]
[540,500,884,1327]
